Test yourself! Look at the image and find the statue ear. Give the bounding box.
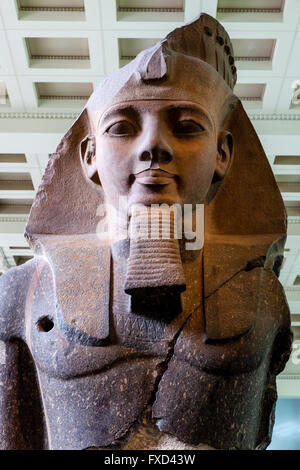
[80,134,101,185]
[214,131,233,182]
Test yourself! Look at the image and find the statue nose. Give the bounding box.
[138,128,173,166]
[140,148,173,165]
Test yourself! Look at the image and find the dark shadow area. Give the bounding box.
[130,289,183,323]
[15,339,48,449]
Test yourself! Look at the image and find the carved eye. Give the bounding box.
[106,121,136,136]
[173,120,205,135]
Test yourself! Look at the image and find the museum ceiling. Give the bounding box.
[0,0,299,395]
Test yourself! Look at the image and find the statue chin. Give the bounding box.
[127,193,182,212]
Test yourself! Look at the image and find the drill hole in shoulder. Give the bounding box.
[36,316,54,333]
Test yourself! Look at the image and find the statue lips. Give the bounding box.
[134,169,176,186]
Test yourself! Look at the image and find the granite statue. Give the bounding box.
[0,13,292,450]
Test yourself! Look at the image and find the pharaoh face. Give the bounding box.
[83,63,233,214]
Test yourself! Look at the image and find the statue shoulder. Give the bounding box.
[0,258,39,341]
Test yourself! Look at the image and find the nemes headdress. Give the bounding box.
[25,13,287,347]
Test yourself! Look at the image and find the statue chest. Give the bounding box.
[27,289,274,451]
[26,258,273,381]
[25,260,278,450]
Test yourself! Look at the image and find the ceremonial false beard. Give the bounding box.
[124,206,186,320]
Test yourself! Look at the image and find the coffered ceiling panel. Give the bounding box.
[118,0,184,9]
[119,37,162,66]
[232,38,275,60]
[0,172,34,191]
[274,156,300,165]
[234,82,266,100]
[0,154,27,163]
[19,0,84,7]
[0,198,33,215]
[218,0,283,10]
[36,81,93,98]
[26,37,90,58]
[25,37,91,69]
[116,0,185,22]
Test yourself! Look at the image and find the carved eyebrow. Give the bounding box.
[164,105,214,130]
[99,106,140,127]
